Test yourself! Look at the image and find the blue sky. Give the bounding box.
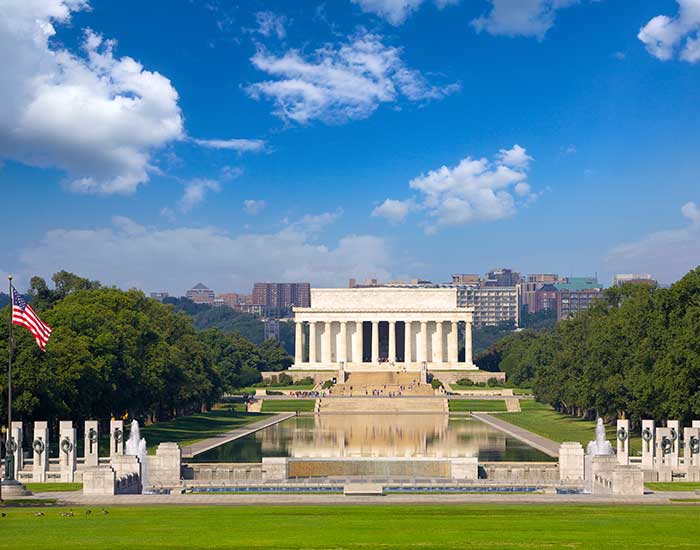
[1,0,699,295]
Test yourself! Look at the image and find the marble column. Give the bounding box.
[404,321,412,364]
[436,321,444,363]
[388,321,396,363]
[465,320,473,365]
[355,321,363,364]
[371,321,379,363]
[322,321,332,363]
[339,321,348,363]
[308,321,317,363]
[448,320,458,364]
[294,321,303,365]
[419,321,428,363]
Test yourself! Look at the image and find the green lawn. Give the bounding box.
[138,404,271,452]
[1,505,700,549]
[448,399,507,412]
[450,385,532,395]
[499,401,641,452]
[235,384,315,393]
[24,483,82,493]
[260,399,316,412]
[646,482,700,492]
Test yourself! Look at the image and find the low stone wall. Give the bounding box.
[261,371,332,384]
[182,463,264,482]
[481,462,559,483]
[146,442,182,488]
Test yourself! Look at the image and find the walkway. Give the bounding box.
[182,412,295,458]
[472,413,559,458]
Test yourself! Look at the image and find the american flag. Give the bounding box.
[11,285,52,351]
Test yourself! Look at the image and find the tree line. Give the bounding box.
[476,267,700,424]
[0,272,292,426]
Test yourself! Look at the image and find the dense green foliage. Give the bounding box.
[478,267,700,423]
[3,505,699,549]
[0,273,293,425]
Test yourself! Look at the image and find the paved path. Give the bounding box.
[42,490,677,507]
[473,413,560,458]
[182,413,295,458]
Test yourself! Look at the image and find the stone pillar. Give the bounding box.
[33,421,49,483]
[339,321,348,363]
[371,320,379,363]
[388,321,396,363]
[10,421,23,474]
[294,321,303,365]
[465,320,473,365]
[641,419,655,469]
[84,420,99,467]
[684,427,700,472]
[656,427,673,469]
[404,321,412,364]
[448,320,458,364]
[354,321,363,364]
[559,442,585,481]
[322,321,332,364]
[694,420,700,428]
[110,420,125,459]
[616,419,630,465]
[309,321,317,363]
[668,420,681,467]
[59,420,77,482]
[418,321,428,363]
[435,321,444,364]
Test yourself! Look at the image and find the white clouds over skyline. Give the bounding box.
[246,30,460,124]
[16,215,392,294]
[638,0,700,63]
[607,201,700,285]
[373,145,536,233]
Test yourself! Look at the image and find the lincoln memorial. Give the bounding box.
[290,287,476,372]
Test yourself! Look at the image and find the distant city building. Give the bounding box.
[556,288,604,320]
[149,292,169,302]
[186,283,215,305]
[348,278,357,288]
[534,283,559,313]
[612,274,657,287]
[252,282,311,309]
[459,285,520,327]
[451,274,481,285]
[264,319,280,341]
[520,274,564,314]
[483,268,521,287]
[216,292,253,309]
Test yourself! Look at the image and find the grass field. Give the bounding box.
[448,399,507,412]
[499,401,641,452]
[24,483,82,493]
[1,505,699,549]
[646,482,700,492]
[139,403,270,451]
[260,399,316,412]
[450,385,532,395]
[235,384,315,393]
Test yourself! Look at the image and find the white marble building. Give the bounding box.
[291,288,475,372]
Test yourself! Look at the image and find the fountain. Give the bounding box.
[587,418,614,457]
[125,419,148,490]
[583,418,614,492]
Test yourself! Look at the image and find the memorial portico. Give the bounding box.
[291,288,475,371]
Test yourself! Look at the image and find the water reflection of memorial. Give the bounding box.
[192,415,554,463]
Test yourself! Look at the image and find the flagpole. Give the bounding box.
[6,275,14,482]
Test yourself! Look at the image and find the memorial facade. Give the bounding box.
[291,288,476,372]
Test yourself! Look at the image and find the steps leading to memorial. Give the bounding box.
[318,397,448,414]
[330,372,434,397]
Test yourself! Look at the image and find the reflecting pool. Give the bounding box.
[190,415,554,463]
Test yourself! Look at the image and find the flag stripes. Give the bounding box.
[11,285,52,350]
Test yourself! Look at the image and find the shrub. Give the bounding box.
[322,380,334,390]
[487,377,502,387]
[431,379,444,389]
[294,376,315,386]
[456,378,475,386]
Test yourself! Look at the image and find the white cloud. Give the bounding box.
[243,199,266,215]
[638,0,700,63]
[0,1,185,194]
[607,201,700,285]
[17,216,392,294]
[179,179,221,213]
[471,0,580,39]
[253,11,288,39]
[374,145,536,233]
[350,0,459,26]
[371,198,415,223]
[220,165,244,181]
[192,138,267,153]
[246,30,460,124]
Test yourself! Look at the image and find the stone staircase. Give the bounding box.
[330,372,434,397]
[318,396,447,414]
